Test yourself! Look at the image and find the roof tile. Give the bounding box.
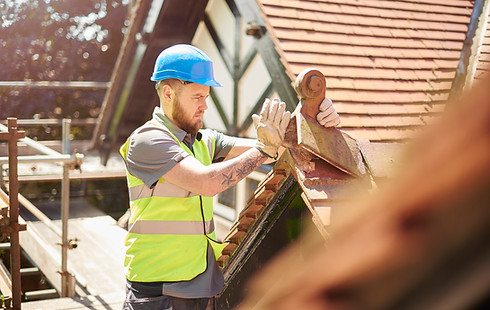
[259,0,473,142]
[222,242,238,256]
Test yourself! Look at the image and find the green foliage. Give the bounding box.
[0,0,130,139]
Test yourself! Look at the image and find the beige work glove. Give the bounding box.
[317,98,341,127]
[252,98,291,159]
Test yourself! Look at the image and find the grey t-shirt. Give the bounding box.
[123,106,236,298]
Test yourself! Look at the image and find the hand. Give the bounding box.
[252,98,291,157]
[317,98,341,127]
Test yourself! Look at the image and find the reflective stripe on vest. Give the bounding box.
[129,219,215,235]
[129,181,197,200]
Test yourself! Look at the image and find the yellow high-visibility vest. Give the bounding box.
[120,128,226,282]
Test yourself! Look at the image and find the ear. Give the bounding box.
[161,84,174,103]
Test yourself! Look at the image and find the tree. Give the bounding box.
[0,0,130,139]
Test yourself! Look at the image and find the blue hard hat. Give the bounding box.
[150,44,222,87]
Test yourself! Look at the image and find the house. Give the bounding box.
[91,0,478,227]
[90,0,489,309]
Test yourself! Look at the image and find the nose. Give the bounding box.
[201,98,208,111]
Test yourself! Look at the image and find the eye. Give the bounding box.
[193,95,208,101]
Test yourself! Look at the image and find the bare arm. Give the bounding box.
[163,146,269,197]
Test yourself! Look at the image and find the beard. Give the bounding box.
[172,96,203,135]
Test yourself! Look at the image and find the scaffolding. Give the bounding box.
[0,118,84,308]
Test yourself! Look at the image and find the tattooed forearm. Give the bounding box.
[163,143,271,197]
[216,148,267,190]
[221,171,236,186]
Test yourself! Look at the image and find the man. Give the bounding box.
[120,44,340,310]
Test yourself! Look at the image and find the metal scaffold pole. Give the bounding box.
[7,119,22,310]
[60,119,75,298]
[0,118,27,310]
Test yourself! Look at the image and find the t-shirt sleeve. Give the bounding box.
[202,129,237,163]
[125,126,190,187]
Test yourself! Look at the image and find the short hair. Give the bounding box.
[155,79,191,100]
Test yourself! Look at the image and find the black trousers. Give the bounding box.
[123,285,209,310]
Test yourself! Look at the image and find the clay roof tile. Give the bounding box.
[258,0,474,142]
